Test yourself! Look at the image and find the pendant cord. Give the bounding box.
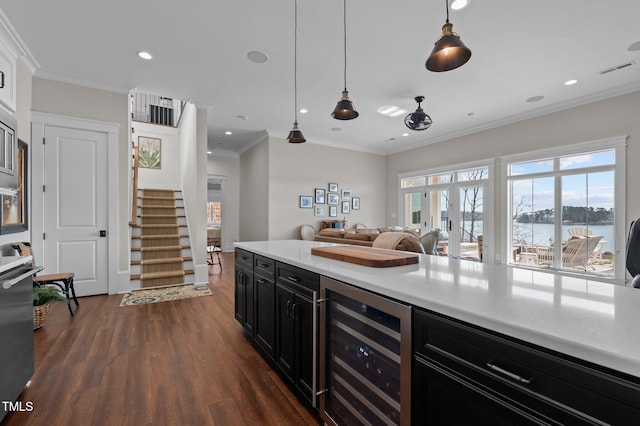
[445,0,450,24]
[343,0,347,91]
[294,0,299,122]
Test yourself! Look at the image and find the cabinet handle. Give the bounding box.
[486,362,534,385]
[286,300,293,318]
[258,263,270,268]
[287,276,300,283]
[292,302,298,320]
[256,278,267,285]
[0,71,4,89]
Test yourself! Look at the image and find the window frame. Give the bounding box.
[500,136,627,283]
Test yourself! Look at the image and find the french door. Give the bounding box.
[400,165,490,261]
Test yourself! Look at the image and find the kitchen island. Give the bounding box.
[235,240,640,425]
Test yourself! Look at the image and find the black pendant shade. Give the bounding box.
[426,0,471,72]
[286,121,306,144]
[426,22,471,72]
[332,90,359,120]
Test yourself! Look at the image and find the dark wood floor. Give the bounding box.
[2,253,320,426]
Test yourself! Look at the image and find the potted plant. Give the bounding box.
[33,286,65,329]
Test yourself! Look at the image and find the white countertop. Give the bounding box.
[236,240,640,378]
[0,255,32,274]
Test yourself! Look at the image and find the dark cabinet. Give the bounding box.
[234,249,254,334]
[413,308,640,425]
[275,262,319,405]
[254,255,275,359]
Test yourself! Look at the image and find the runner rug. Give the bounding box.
[120,284,212,307]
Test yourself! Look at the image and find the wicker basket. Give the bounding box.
[33,303,51,330]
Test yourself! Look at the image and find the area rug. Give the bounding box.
[120,284,212,307]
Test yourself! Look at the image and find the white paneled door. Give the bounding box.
[42,126,108,296]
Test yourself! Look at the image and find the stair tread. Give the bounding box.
[132,234,188,240]
[131,269,195,280]
[132,245,190,252]
[131,256,190,266]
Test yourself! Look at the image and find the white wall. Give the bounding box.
[207,149,240,251]
[179,105,208,284]
[386,90,640,263]
[134,121,180,189]
[268,138,387,240]
[239,137,270,242]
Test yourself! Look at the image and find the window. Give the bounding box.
[399,162,492,261]
[504,137,626,280]
[207,201,221,226]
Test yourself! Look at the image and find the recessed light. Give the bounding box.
[564,79,578,86]
[628,41,640,52]
[299,108,308,114]
[225,131,232,135]
[236,115,249,120]
[247,51,268,63]
[450,0,469,10]
[137,51,153,60]
[377,105,408,118]
[402,133,409,137]
[331,127,342,132]
[526,95,545,103]
[207,150,212,154]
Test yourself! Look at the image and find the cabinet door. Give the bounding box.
[254,274,275,358]
[413,357,544,426]
[243,269,254,335]
[294,292,314,403]
[275,283,295,381]
[234,264,245,325]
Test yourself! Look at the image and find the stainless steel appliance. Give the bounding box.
[0,107,17,190]
[0,256,42,422]
[319,276,412,426]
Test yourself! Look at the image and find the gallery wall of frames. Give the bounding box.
[299,182,360,218]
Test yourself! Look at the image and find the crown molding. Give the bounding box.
[0,9,39,73]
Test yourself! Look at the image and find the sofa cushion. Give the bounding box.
[318,228,344,238]
[343,233,371,242]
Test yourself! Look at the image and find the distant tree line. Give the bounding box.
[516,206,614,224]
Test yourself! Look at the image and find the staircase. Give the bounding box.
[130,189,194,288]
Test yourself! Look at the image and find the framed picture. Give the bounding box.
[329,183,338,193]
[329,206,338,217]
[341,200,350,214]
[327,193,340,205]
[315,188,325,204]
[138,136,161,169]
[352,197,360,210]
[1,140,28,234]
[342,189,352,199]
[299,196,313,208]
[315,205,325,217]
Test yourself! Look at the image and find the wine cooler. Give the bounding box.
[319,277,412,426]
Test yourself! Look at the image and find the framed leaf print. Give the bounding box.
[138,136,161,169]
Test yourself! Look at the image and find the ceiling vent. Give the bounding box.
[208,182,222,191]
[599,61,636,75]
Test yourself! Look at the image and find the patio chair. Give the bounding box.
[536,236,602,270]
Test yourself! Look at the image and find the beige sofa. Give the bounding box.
[312,227,425,253]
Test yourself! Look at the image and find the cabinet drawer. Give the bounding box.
[235,248,253,268]
[254,255,275,279]
[276,262,319,293]
[413,308,640,424]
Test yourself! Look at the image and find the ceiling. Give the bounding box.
[2,1,640,155]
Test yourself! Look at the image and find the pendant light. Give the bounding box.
[404,96,433,131]
[426,0,472,72]
[287,0,306,143]
[331,0,358,120]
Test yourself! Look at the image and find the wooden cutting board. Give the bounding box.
[311,246,419,268]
